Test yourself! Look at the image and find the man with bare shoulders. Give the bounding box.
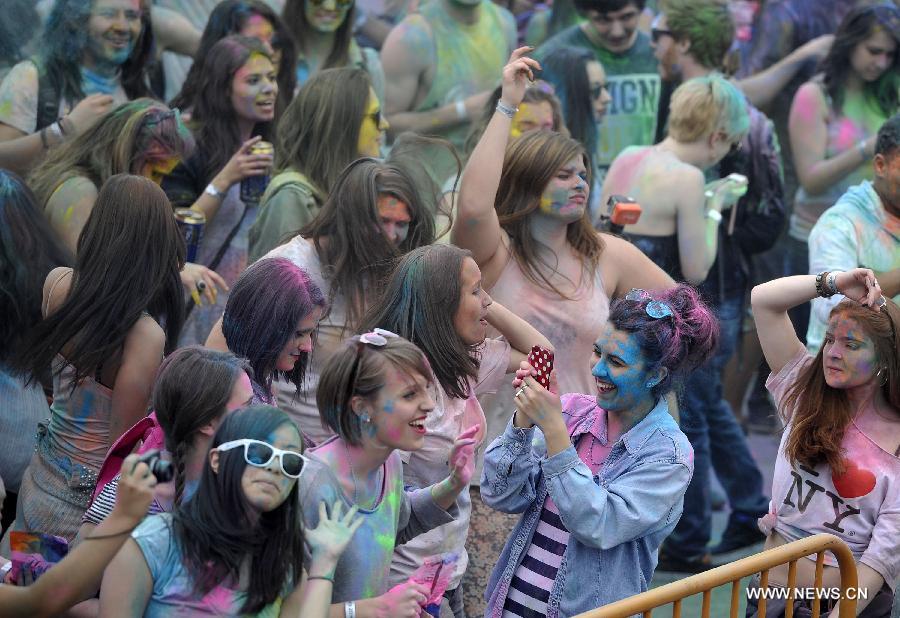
[381,0,516,184]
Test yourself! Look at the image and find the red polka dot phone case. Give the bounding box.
[527,345,554,390]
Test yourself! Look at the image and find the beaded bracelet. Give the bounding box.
[815,271,835,298]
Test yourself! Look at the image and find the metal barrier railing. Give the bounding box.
[574,533,859,618]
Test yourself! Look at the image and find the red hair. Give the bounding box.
[784,299,900,473]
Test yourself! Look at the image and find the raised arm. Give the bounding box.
[789,82,873,196]
[485,300,553,372]
[600,234,676,299]
[451,47,540,268]
[151,6,201,58]
[751,269,883,374]
[737,35,833,109]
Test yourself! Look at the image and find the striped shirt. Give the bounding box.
[82,474,165,526]
[502,414,616,618]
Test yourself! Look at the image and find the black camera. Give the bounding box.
[137,450,175,483]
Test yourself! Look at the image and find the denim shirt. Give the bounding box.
[481,394,693,618]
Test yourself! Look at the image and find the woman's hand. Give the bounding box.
[211,136,273,190]
[499,47,542,109]
[447,425,479,489]
[306,500,363,568]
[365,581,430,618]
[833,269,885,308]
[179,263,228,305]
[111,454,159,526]
[67,94,116,135]
[514,370,563,431]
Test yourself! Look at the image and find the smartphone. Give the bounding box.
[608,195,642,226]
[527,345,554,390]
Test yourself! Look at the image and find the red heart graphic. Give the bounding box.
[831,460,876,499]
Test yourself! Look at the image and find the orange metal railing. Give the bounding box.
[574,533,859,618]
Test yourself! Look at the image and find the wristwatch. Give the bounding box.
[204,183,225,199]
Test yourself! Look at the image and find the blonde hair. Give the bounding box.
[667,74,749,143]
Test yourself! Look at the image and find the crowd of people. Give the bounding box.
[0,0,897,617]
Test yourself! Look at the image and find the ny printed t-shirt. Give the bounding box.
[765,351,900,588]
[131,513,287,617]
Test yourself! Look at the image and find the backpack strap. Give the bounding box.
[30,57,61,132]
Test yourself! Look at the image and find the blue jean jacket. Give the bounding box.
[481,395,693,618]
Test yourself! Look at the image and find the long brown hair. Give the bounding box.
[361,245,479,400]
[299,158,435,331]
[495,130,604,298]
[274,67,370,201]
[30,99,193,210]
[14,175,185,385]
[784,299,900,474]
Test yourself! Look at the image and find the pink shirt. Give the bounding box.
[765,351,900,588]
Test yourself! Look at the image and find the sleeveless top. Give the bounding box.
[626,233,684,283]
[476,250,610,481]
[42,271,114,479]
[790,85,884,242]
[411,0,509,183]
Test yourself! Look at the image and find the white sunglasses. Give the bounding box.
[214,439,306,478]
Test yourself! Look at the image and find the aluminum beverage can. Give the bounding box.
[174,208,206,263]
[240,141,274,206]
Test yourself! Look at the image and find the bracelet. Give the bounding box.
[857,140,869,162]
[705,209,723,222]
[344,601,356,618]
[455,99,467,121]
[827,271,839,296]
[306,575,334,583]
[815,271,835,298]
[39,127,50,149]
[496,99,518,119]
[57,116,73,136]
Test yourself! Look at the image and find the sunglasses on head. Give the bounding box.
[214,439,306,478]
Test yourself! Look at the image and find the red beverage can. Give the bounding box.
[174,209,206,263]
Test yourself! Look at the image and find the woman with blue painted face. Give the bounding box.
[481,284,719,618]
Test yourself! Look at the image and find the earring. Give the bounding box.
[645,381,654,389]
[360,412,371,424]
